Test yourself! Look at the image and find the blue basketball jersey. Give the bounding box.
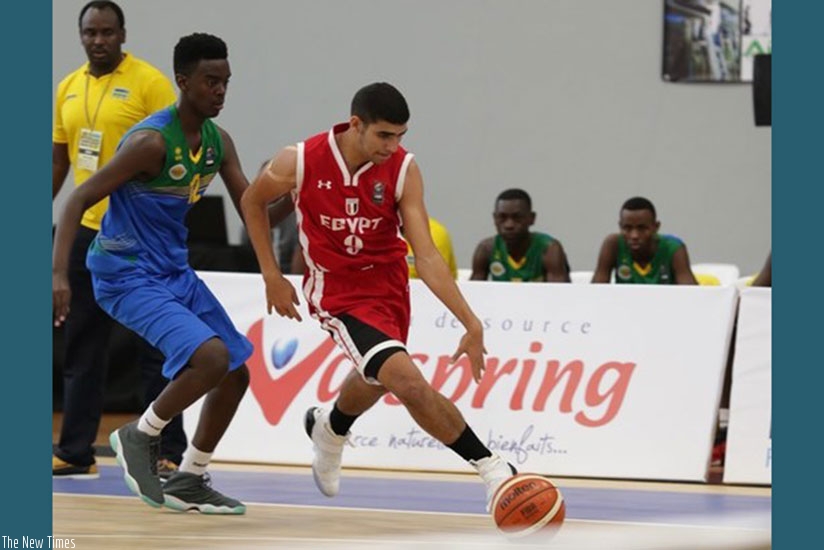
[87,106,224,277]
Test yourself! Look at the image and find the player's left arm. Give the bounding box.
[672,244,699,285]
[216,128,250,222]
[400,160,486,382]
[440,229,459,280]
[214,129,294,230]
[543,241,571,282]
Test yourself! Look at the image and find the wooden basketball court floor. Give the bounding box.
[54,458,771,549]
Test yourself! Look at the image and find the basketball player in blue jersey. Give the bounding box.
[53,33,261,514]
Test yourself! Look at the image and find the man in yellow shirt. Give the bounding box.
[52,0,184,479]
[406,217,458,279]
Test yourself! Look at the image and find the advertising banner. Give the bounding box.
[723,288,771,485]
[186,273,737,481]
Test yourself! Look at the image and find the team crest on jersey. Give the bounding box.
[490,261,506,277]
[345,198,360,216]
[372,182,385,205]
[205,147,216,167]
[617,264,632,280]
[169,163,187,181]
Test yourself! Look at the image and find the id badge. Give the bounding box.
[77,128,103,172]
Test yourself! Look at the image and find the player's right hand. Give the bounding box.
[264,274,303,321]
[450,321,486,383]
[53,271,71,327]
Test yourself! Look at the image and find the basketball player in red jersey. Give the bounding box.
[241,83,515,509]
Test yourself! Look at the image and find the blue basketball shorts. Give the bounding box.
[92,268,253,379]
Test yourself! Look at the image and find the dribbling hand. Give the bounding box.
[265,274,303,321]
[450,324,486,383]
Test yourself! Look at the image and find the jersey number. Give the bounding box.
[188,174,202,204]
[344,234,363,255]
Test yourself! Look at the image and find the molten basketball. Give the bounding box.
[491,474,565,539]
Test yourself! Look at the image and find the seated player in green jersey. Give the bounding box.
[470,188,570,282]
[591,196,698,285]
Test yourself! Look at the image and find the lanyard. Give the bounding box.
[84,71,116,130]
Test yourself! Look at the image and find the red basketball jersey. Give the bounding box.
[294,123,412,273]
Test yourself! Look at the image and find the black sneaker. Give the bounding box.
[163,472,246,515]
[109,421,164,507]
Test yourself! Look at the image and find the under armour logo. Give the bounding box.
[317,180,332,189]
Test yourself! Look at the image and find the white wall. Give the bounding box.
[53,0,771,275]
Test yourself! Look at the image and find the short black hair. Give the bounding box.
[496,188,532,210]
[621,196,657,219]
[78,1,124,29]
[351,82,410,125]
[174,33,228,76]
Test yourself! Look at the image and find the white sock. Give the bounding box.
[180,445,212,477]
[137,403,170,437]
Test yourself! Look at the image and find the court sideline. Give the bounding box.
[54,413,771,550]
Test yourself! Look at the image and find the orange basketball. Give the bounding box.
[491,474,566,540]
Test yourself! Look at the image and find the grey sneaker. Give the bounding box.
[109,421,164,508]
[304,407,351,497]
[470,454,518,512]
[163,472,246,515]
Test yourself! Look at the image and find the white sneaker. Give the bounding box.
[304,407,351,497]
[470,454,517,511]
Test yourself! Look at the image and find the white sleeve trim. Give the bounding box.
[295,141,305,192]
[395,153,415,201]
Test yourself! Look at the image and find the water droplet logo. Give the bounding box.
[270,338,298,370]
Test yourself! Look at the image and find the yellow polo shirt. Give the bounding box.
[53,52,176,230]
[406,217,458,279]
